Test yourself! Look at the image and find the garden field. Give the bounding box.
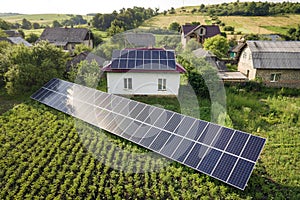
[0,84,299,199]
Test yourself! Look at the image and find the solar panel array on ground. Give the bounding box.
[31,78,266,190]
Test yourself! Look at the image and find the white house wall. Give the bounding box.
[238,47,256,80]
[107,72,181,96]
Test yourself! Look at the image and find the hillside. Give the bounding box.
[1,14,92,26]
[142,13,300,35]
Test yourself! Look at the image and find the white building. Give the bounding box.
[102,48,186,96]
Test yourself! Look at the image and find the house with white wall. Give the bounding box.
[102,48,186,96]
[238,41,300,88]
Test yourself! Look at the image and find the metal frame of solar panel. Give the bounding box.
[111,49,176,70]
[31,78,266,190]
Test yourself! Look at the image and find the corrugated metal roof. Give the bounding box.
[247,41,300,69]
[248,41,300,52]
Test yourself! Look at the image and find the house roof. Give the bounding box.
[0,37,32,46]
[193,48,216,58]
[218,72,248,82]
[102,48,186,73]
[66,51,105,71]
[181,24,198,36]
[4,30,21,37]
[230,43,246,53]
[193,48,227,71]
[247,41,300,69]
[124,33,155,47]
[38,27,93,45]
[190,25,220,38]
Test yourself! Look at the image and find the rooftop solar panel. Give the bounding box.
[31,78,266,190]
[110,49,176,70]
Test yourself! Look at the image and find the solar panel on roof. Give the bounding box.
[110,49,177,70]
[31,78,266,190]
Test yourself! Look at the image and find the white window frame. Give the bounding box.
[124,78,132,89]
[158,78,166,91]
[270,73,281,82]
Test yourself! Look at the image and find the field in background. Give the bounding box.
[142,13,300,35]
[1,14,93,26]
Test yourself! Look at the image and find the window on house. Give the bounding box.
[199,27,205,35]
[124,78,132,89]
[270,73,281,82]
[158,78,166,91]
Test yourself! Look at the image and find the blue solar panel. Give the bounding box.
[128,50,136,58]
[226,131,249,156]
[185,120,208,140]
[144,50,151,59]
[184,143,208,168]
[211,127,234,150]
[171,139,194,162]
[241,135,266,162]
[31,78,266,190]
[228,159,255,190]
[110,49,177,70]
[149,130,171,151]
[152,50,159,59]
[212,153,238,181]
[198,123,221,145]
[198,149,222,174]
[160,135,183,157]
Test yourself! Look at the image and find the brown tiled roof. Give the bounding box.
[38,27,93,44]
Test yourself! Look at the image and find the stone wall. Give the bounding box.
[256,69,300,88]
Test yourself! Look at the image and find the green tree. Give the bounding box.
[21,18,32,30]
[32,22,40,29]
[1,41,66,94]
[52,20,62,28]
[0,29,8,37]
[25,33,39,43]
[68,60,100,88]
[203,35,229,58]
[0,19,12,30]
[168,22,180,32]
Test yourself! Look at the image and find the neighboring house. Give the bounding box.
[4,30,21,37]
[37,27,93,52]
[193,48,227,71]
[102,48,186,96]
[0,37,32,46]
[229,42,246,61]
[124,32,156,47]
[180,24,221,48]
[0,30,31,46]
[238,41,300,88]
[66,51,105,72]
[193,48,247,82]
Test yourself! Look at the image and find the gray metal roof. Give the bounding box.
[124,33,155,47]
[7,37,32,46]
[247,41,300,69]
[38,27,93,44]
